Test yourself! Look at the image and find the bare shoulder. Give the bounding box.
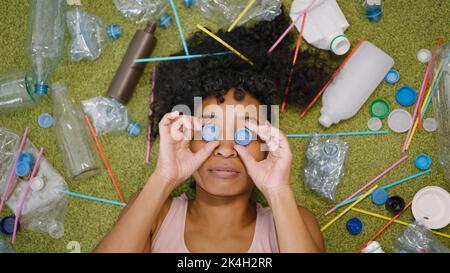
[298,206,325,252]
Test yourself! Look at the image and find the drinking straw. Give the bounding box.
[351,207,450,239]
[227,0,256,32]
[356,201,412,253]
[12,148,44,244]
[268,0,317,53]
[325,154,408,216]
[135,51,232,63]
[336,169,431,208]
[197,24,254,66]
[292,13,308,66]
[84,116,125,204]
[61,190,127,207]
[321,185,378,232]
[146,67,156,164]
[0,128,29,213]
[169,0,189,56]
[287,130,388,138]
[420,55,450,117]
[300,37,367,118]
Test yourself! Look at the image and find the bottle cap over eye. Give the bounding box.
[202,123,219,142]
[234,127,252,146]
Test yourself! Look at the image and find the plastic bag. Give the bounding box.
[113,0,169,24]
[304,136,348,200]
[197,0,282,28]
[393,222,450,253]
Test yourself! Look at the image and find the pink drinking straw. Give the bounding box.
[12,147,44,244]
[0,128,29,213]
[146,67,156,164]
[325,155,408,216]
[268,0,317,54]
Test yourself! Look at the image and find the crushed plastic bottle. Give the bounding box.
[113,0,169,24]
[393,222,450,253]
[0,72,38,112]
[27,0,66,95]
[67,7,122,62]
[304,137,348,201]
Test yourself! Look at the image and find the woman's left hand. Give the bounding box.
[234,121,293,199]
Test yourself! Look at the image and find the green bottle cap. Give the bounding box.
[370,99,390,119]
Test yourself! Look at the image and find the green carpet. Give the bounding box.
[1,0,449,253]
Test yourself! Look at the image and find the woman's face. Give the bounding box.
[190,88,266,197]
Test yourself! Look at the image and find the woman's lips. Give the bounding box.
[208,166,240,179]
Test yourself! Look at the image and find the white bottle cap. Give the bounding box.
[368,117,382,131]
[30,177,45,192]
[412,186,450,230]
[388,109,412,133]
[330,35,351,55]
[319,114,333,128]
[423,117,438,132]
[417,49,432,63]
[362,241,384,253]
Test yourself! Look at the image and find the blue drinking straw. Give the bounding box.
[169,0,189,56]
[60,190,127,207]
[135,51,232,63]
[287,131,389,138]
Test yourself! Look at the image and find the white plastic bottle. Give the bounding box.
[319,41,394,128]
[290,0,351,55]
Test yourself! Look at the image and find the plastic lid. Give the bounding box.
[322,142,339,158]
[159,13,173,29]
[370,99,390,119]
[368,117,382,131]
[412,186,450,229]
[385,69,400,84]
[38,113,54,129]
[19,153,34,166]
[30,177,45,192]
[385,196,406,214]
[329,35,350,56]
[202,123,219,142]
[127,121,142,137]
[415,154,432,170]
[234,127,252,146]
[319,114,333,128]
[372,188,389,205]
[34,83,48,95]
[423,117,438,132]
[184,0,196,7]
[346,217,363,235]
[395,86,417,107]
[15,161,31,177]
[417,49,432,63]
[388,109,412,133]
[107,24,122,41]
[0,216,19,236]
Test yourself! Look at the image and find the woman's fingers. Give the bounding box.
[234,145,258,173]
[192,141,220,167]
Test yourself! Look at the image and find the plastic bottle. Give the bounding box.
[319,41,394,128]
[363,0,382,22]
[0,72,38,112]
[27,0,66,95]
[0,239,14,253]
[107,24,157,105]
[290,0,350,55]
[361,241,385,253]
[52,83,100,180]
[113,0,170,24]
[67,7,122,62]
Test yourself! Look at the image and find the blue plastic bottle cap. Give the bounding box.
[395,86,417,107]
[371,188,389,205]
[34,83,48,95]
[346,217,363,235]
[415,154,432,170]
[202,123,219,142]
[159,13,173,29]
[15,161,31,178]
[19,153,34,166]
[0,216,19,236]
[234,127,252,146]
[385,69,400,84]
[127,121,142,137]
[38,113,54,129]
[107,24,122,41]
[184,0,196,7]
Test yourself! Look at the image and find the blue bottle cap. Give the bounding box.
[107,24,122,41]
[34,83,48,95]
[346,217,363,235]
[234,127,252,146]
[202,123,219,142]
[371,188,389,205]
[15,161,31,178]
[415,153,432,170]
[127,121,142,137]
[183,0,196,7]
[385,69,400,84]
[19,153,34,166]
[38,113,54,129]
[159,13,173,29]
[0,216,19,236]
[395,86,417,107]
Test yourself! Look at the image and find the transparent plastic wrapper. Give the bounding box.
[0,128,68,239]
[304,137,348,200]
[393,222,450,253]
[67,8,121,62]
[113,0,169,24]
[0,72,38,112]
[197,0,282,28]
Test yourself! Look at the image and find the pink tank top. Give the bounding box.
[151,194,279,253]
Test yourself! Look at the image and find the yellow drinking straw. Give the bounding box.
[227,0,257,32]
[321,185,378,232]
[197,24,254,66]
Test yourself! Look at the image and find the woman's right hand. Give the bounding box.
[152,111,219,189]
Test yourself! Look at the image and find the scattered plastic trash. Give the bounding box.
[414,154,432,170]
[385,195,406,214]
[234,128,252,146]
[412,186,450,230]
[346,217,363,235]
[370,99,390,119]
[184,0,197,8]
[385,69,400,84]
[361,241,384,253]
[417,49,432,63]
[393,222,450,253]
[371,188,388,205]
[202,123,219,142]
[388,109,412,133]
[0,72,38,112]
[38,113,54,129]
[159,12,173,28]
[0,238,14,253]
[368,117,382,131]
[362,0,382,22]
[423,117,437,132]
[395,86,417,107]
[113,0,169,24]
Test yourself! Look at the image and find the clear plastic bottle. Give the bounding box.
[52,83,100,180]
[67,7,122,62]
[0,72,38,112]
[27,0,66,95]
[113,0,169,24]
[363,0,382,22]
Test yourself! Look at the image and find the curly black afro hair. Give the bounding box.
[151,10,339,138]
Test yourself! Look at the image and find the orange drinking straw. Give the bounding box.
[300,37,366,118]
[84,116,125,204]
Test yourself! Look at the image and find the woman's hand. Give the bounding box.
[234,121,293,199]
[152,111,219,189]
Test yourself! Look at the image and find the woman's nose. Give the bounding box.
[213,140,237,158]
